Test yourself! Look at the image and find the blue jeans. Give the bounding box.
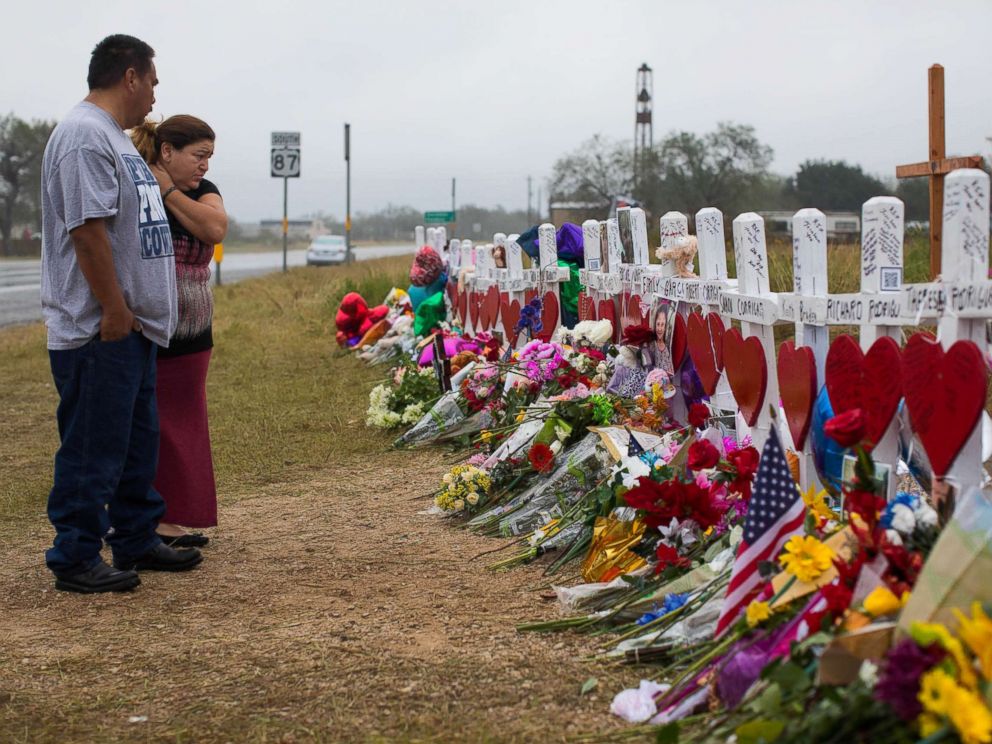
[46,332,165,574]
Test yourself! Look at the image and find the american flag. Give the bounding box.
[714,425,806,636]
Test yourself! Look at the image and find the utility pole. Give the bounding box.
[344,123,351,264]
[536,186,542,222]
[451,177,456,234]
[527,175,533,224]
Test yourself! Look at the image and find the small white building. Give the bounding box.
[759,211,860,241]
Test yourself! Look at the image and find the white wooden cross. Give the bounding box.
[618,207,654,332]
[577,218,603,323]
[899,169,991,500]
[537,223,569,338]
[474,243,498,332]
[432,226,447,256]
[498,232,529,348]
[658,211,690,278]
[720,213,781,452]
[415,225,425,247]
[777,208,828,492]
[458,239,476,335]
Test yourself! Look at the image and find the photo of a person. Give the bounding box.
[598,221,610,273]
[618,208,634,264]
[642,302,675,379]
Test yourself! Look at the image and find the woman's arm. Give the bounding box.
[163,190,228,245]
[150,162,228,245]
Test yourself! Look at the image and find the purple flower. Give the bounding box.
[874,639,946,721]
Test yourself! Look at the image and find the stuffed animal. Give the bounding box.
[655,235,698,279]
[335,291,389,347]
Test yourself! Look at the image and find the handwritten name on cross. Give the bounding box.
[895,64,985,279]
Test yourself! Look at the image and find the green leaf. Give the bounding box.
[567,461,587,487]
[769,661,810,693]
[735,719,784,744]
[579,677,598,695]
[753,683,782,717]
[655,722,680,744]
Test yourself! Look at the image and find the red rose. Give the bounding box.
[528,443,555,473]
[821,580,853,616]
[655,544,691,573]
[688,403,710,429]
[824,409,866,448]
[623,478,723,530]
[726,446,760,500]
[687,440,720,471]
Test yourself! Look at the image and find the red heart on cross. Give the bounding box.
[537,292,559,342]
[777,341,817,450]
[624,293,649,330]
[686,311,721,395]
[722,328,768,427]
[482,286,500,331]
[825,334,902,450]
[457,288,468,327]
[709,313,726,372]
[901,332,988,476]
[670,312,687,370]
[500,296,521,347]
[468,290,481,328]
[578,292,596,322]
[597,299,618,343]
[446,281,457,306]
[524,289,537,305]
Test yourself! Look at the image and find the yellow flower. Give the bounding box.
[778,535,835,583]
[863,586,909,617]
[480,429,494,444]
[746,600,771,627]
[919,668,957,717]
[918,713,942,738]
[954,601,992,681]
[801,485,837,521]
[947,685,992,744]
[912,622,978,690]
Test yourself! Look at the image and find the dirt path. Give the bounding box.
[0,450,642,743]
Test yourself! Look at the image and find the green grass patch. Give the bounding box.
[0,256,410,533]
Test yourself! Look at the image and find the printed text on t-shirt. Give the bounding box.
[122,154,173,259]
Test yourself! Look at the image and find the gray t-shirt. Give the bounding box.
[41,101,177,349]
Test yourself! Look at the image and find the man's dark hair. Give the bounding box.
[87,34,155,90]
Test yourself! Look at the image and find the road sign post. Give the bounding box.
[345,123,351,264]
[271,132,301,273]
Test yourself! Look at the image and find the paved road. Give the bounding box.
[0,244,415,329]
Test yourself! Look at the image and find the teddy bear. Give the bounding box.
[655,235,698,279]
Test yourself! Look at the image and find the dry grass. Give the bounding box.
[0,258,644,744]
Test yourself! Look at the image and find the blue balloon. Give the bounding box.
[810,385,846,495]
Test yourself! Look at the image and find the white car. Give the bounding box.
[306,235,347,265]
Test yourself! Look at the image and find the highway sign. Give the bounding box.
[271,131,300,148]
[271,147,301,178]
[424,211,455,224]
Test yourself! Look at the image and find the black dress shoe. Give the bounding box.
[114,542,203,572]
[54,560,141,593]
[157,532,209,548]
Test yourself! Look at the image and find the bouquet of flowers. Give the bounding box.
[434,464,493,514]
[366,362,439,428]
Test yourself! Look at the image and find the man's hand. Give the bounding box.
[100,303,141,341]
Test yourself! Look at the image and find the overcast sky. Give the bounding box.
[4,0,990,224]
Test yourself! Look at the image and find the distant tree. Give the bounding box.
[894,177,930,222]
[548,134,635,205]
[650,122,774,218]
[0,114,56,254]
[786,159,889,212]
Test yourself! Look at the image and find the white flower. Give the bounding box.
[550,440,563,455]
[890,503,916,535]
[554,425,570,442]
[617,456,650,489]
[466,493,479,506]
[587,319,614,346]
[858,661,879,689]
[609,680,669,723]
[453,499,465,512]
[528,529,546,546]
[915,501,938,528]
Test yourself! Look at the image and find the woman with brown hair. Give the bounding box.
[131,115,227,547]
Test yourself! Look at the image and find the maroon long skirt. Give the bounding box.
[154,349,217,528]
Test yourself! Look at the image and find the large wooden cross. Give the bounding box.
[895,64,984,279]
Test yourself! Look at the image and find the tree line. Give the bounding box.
[548,122,939,225]
[3,113,985,256]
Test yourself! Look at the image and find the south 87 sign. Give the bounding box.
[271,147,300,178]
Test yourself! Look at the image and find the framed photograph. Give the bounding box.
[841,455,890,492]
[617,207,634,265]
[598,221,610,274]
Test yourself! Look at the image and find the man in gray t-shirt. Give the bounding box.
[41,34,203,593]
